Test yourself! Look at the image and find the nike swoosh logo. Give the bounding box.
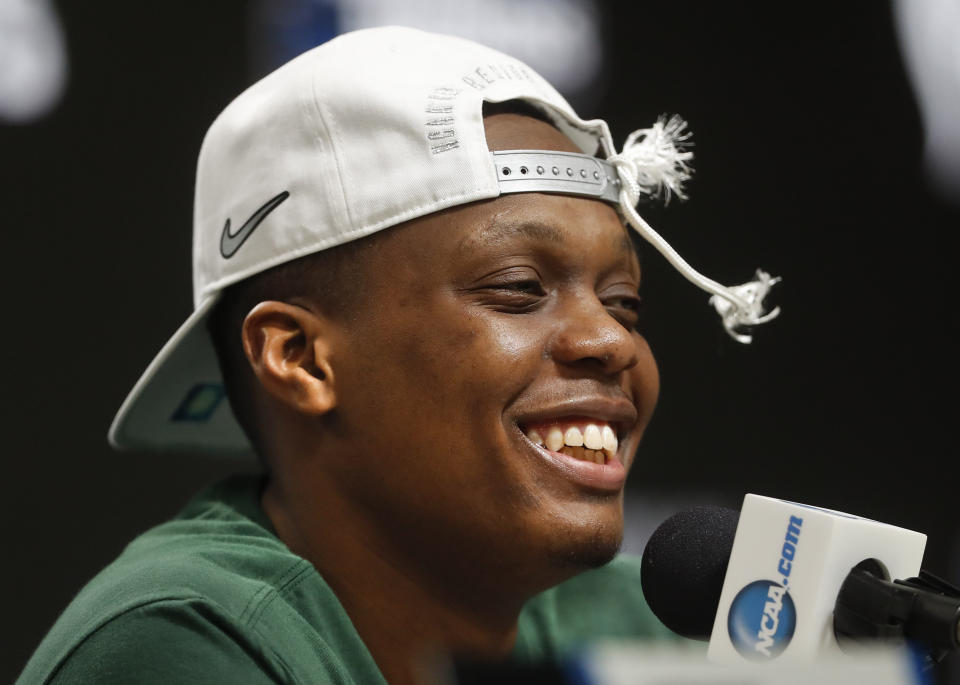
[220,191,290,259]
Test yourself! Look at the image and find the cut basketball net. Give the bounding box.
[607,115,780,343]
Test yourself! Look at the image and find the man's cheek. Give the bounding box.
[452,323,540,399]
[482,317,542,363]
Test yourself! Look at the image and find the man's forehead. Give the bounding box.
[455,208,637,263]
[465,218,564,250]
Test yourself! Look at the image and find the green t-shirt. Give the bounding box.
[18,476,674,684]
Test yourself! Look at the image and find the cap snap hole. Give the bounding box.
[502,167,511,176]
[520,166,528,175]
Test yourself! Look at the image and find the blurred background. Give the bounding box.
[2,0,958,681]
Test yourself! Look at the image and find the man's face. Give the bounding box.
[320,114,659,587]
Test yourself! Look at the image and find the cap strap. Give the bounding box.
[493,150,621,204]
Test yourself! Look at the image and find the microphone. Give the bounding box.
[640,496,960,665]
[639,505,739,640]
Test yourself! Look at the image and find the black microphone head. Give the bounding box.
[640,505,740,640]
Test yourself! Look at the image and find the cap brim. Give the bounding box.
[108,295,253,456]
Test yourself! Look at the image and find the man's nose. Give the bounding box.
[547,294,639,375]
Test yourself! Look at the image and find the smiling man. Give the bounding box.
[19,27,776,685]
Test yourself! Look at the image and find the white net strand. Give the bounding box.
[607,115,780,343]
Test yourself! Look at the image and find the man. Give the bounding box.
[19,27,776,684]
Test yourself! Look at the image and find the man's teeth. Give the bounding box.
[601,425,617,452]
[526,424,618,464]
[584,424,602,450]
[544,428,563,452]
[564,426,583,447]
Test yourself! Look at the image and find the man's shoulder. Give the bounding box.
[17,475,324,684]
[67,474,310,627]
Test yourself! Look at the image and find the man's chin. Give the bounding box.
[549,540,621,572]
[543,520,623,572]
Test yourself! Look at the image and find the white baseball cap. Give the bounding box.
[109,26,778,455]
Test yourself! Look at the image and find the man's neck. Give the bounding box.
[261,474,541,685]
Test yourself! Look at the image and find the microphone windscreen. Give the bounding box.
[640,505,740,639]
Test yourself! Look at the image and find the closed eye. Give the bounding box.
[480,279,546,312]
[496,279,545,295]
[461,271,548,313]
[604,294,643,329]
[606,295,641,312]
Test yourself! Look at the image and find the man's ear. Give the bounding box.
[241,301,336,416]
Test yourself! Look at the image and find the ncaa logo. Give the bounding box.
[727,580,797,660]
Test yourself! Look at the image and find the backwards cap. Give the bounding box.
[109,26,778,455]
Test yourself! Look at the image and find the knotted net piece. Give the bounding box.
[607,115,780,343]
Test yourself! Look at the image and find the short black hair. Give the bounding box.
[207,235,382,463]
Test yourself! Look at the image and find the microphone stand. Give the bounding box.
[835,558,960,667]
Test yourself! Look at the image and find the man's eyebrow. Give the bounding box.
[458,218,636,258]
[458,219,566,254]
